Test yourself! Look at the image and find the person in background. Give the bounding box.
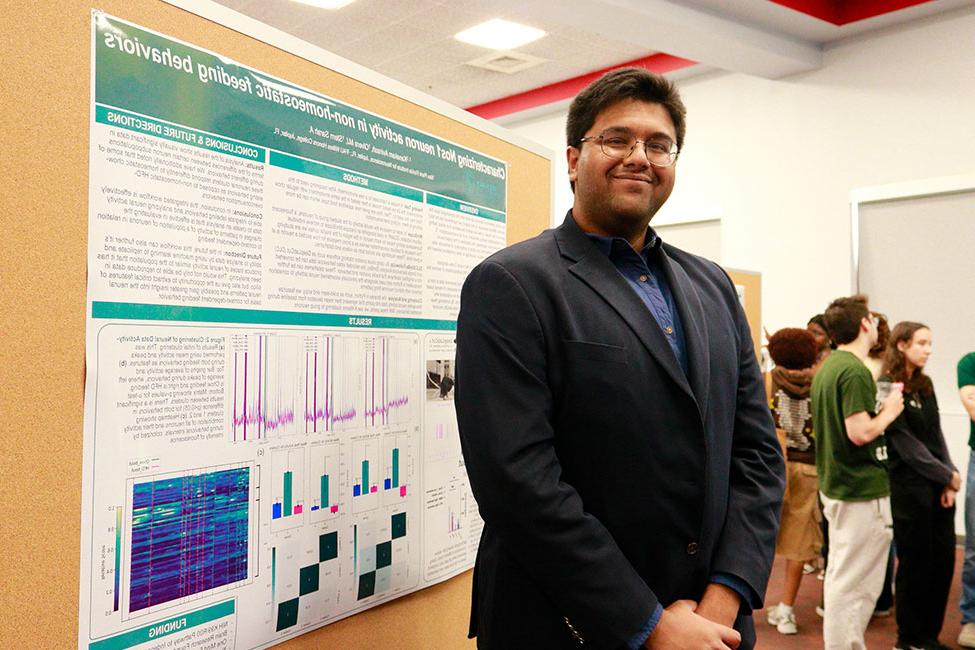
[763,328,821,635]
[957,351,975,648]
[863,312,890,380]
[864,311,896,618]
[882,322,958,650]
[812,294,904,650]
[808,314,832,370]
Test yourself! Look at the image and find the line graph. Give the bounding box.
[364,337,415,428]
[230,334,300,440]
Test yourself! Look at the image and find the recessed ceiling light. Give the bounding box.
[290,0,357,9]
[454,19,546,50]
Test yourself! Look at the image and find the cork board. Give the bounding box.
[725,268,763,363]
[0,2,550,648]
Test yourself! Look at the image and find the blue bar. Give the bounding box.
[311,505,320,511]
[384,478,391,490]
[272,502,282,519]
[353,484,361,497]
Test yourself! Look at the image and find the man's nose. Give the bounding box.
[622,143,651,167]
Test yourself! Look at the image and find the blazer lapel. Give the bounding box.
[658,247,711,421]
[555,215,695,401]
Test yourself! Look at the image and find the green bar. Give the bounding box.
[426,193,506,223]
[89,600,235,650]
[321,474,329,508]
[362,460,369,495]
[96,105,265,162]
[283,471,293,517]
[270,151,423,203]
[272,547,276,602]
[91,301,456,331]
[392,448,399,488]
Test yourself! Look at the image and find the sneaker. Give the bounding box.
[873,607,893,618]
[803,562,815,574]
[892,643,923,650]
[961,623,975,649]
[815,605,825,618]
[765,603,798,634]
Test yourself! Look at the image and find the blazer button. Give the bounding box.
[686,542,699,555]
[665,326,674,334]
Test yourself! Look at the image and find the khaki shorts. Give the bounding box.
[776,461,823,562]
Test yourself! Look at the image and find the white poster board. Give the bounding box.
[80,12,505,650]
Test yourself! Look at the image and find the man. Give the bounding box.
[455,68,784,650]
[958,352,975,648]
[812,295,904,650]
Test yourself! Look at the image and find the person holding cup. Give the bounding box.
[881,322,959,650]
[812,294,905,650]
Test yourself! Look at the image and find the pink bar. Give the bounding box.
[329,505,339,513]
[294,504,303,514]
[370,485,378,494]
[399,486,407,497]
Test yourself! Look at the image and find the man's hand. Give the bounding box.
[950,471,962,491]
[942,486,958,508]
[881,387,905,419]
[644,600,741,650]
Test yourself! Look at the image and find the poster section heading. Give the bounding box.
[95,14,506,213]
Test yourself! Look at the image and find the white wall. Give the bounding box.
[504,7,975,334]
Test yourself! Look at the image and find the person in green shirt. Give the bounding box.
[957,352,975,648]
[811,294,904,650]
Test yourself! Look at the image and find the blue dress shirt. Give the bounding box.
[585,229,758,648]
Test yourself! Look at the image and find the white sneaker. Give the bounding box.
[959,622,975,648]
[766,603,798,634]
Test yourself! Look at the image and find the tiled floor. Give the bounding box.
[756,547,965,649]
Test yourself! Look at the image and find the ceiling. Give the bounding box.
[213,0,971,119]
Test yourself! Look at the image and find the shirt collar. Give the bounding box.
[585,227,661,261]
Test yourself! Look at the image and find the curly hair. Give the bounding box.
[881,321,933,397]
[768,328,818,370]
[869,312,890,358]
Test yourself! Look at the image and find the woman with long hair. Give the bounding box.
[883,322,960,650]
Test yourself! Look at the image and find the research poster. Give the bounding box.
[80,13,505,650]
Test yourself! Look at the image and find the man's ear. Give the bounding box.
[567,146,579,184]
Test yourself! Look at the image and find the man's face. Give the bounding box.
[567,99,677,238]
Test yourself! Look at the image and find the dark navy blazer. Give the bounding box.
[455,212,784,649]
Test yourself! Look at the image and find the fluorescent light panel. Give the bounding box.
[455,19,546,50]
[290,0,357,9]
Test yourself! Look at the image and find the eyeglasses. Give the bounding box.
[578,130,679,167]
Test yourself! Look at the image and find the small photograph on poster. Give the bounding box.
[425,359,455,401]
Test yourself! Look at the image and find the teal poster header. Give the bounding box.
[93,13,507,212]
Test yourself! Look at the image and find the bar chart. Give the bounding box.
[351,438,381,513]
[307,444,342,524]
[382,433,412,507]
[271,448,305,532]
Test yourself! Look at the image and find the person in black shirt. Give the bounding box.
[882,321,960,650]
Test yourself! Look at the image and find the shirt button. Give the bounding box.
[686,542,699,555]
[665,326,674,334]
[639,274,648,282]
